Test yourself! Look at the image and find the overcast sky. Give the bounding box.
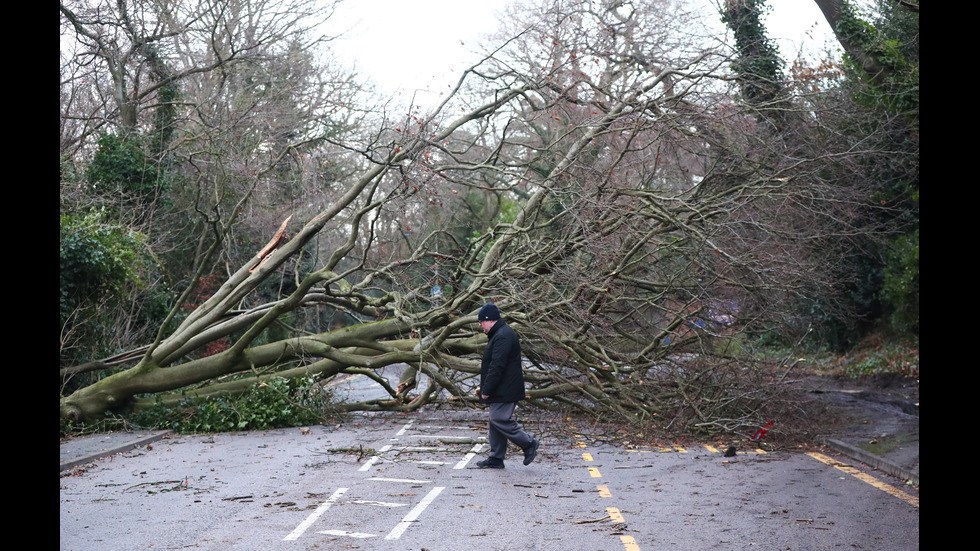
[326,0,838,104]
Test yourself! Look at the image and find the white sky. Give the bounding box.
[327,0,507,102]
[326,0,838,104]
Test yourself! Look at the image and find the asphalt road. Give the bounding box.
[60,406,918,551]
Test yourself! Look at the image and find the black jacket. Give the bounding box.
[479,320,526,403]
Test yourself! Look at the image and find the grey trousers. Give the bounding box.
[487,402,535,461]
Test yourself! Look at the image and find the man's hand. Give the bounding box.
[481,394,490,400]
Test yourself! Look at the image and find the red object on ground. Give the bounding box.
[751,419,774,441]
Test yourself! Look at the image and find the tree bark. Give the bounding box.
[813,0,892,85]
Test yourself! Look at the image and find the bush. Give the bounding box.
[59,208,171,379]
[882,228,918,336]
[60,210,144,323]
[132,377,328,433]
[85,133,170,205]
[840,342,918,379]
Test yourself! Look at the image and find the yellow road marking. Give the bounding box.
[576,437,640,550]
[607,507,625,522]
[702,445,768,455]
[620,535,641,550]
[807,452,918,508]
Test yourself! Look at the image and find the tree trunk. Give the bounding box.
[813,0,892,85]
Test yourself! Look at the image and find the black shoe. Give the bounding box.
[476,458,504,469]
[523,438,540,465]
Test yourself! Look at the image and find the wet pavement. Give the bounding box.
[61,406,918,551]
[60,408,918,487]
[811,385,919,486]
[61,430,173,472]
[61,371,919,486]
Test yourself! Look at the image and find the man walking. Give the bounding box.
[474,303,540,469]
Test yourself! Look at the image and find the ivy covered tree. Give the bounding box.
[720,0,789,121]
[719,0,918,348]
[811,0,918,342]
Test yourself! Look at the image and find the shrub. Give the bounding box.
[132,377,328,433]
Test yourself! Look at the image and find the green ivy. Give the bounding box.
[882,227,918,335]
[60,209,146,324]
[840,342,918,379]
[132,377,328,433]
[84,133,172,214]
[837,2,918,116]
[720,0,785,110]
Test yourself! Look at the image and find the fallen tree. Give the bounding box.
[60,0,890,437]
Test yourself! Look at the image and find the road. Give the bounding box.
[60,407,918,551]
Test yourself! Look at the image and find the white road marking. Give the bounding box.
[358,444,392,471]
[454,443,485,469]
[282,487,347,541]
[395,422,413,436]
[384,486,445,540]
[316,529,376,538]
[415,435,487,440]
[351,500,408,507]
[367,477,430,483]
[286,422,479,542]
